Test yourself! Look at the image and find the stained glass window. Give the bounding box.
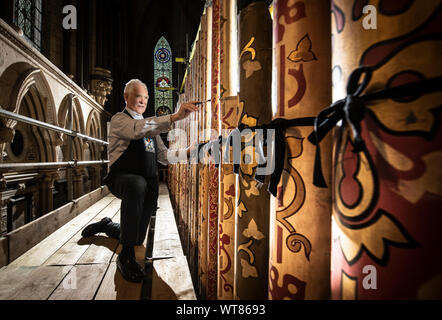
[154,37,173,116]
[14,0,42,51]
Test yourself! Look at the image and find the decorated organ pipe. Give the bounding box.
[269,0,333,300]
[329,0,442,300]
[167,0,442,300]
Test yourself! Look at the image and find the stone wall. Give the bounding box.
[0,17,111,234]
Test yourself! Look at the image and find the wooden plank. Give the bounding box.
[158,183,169,196]
[9,196,115,267]
[43,198,121,266]
[110,212,148,263]
[152,256,196,300]
[48,264,108,300]
[152,192,183,258]
[7,186,110,263]
[111,243,146,263]
[2,265,72,300]
[150,184,196,300]
[76,211,120,265]
[0,266,36,299]
[94,262,143,300]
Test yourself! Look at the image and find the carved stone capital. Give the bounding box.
[73,167,85,176]
[91,67,113,107]
[38,170,60,186]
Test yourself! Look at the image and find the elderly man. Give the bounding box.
[81,79,197,282]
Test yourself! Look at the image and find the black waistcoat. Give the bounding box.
[108,109,158,179]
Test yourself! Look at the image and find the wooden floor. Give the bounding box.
[0,183,195,300]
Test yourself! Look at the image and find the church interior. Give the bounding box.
[0,0,441,301]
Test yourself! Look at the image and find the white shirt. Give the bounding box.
[108,107,174,167]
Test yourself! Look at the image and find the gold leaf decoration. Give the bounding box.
[243,218,265,240]
[240,37,256,61]
[288,34,317,63]
[243,59,262,79]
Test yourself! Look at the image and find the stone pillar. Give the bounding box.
[0,200,7,235]
[235,0,272,300]
[91,166,101,190]
[331,0,442,299]
[72,168,85,199]
[38,170,59,215]
[0,183,14,235]
[269,0,332,300]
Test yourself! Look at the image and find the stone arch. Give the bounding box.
[85,110,103,160]
[0,62,58,162]
[0,62,57,126]
[57,95,85,161]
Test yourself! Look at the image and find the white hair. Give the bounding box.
[124,79,148,95]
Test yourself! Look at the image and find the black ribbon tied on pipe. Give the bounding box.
[194,65,442,196]
[223,117,316,197]
[307,65,442,188]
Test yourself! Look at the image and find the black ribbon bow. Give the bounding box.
[193,65,442,195]
[224,117,315,197]
[308,65,442,188]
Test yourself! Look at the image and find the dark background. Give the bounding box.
[0,0,206,117]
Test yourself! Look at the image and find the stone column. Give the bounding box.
[72,168,85,199]
[92,166,101,190]
[0,179,15,235]
[38,170,59,215]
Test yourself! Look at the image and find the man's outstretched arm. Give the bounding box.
[111,101,199,141]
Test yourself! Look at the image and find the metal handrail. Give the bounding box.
[0,160,109,171]
[0,107,109,145]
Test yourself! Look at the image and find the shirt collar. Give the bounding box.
[125,107,144,120]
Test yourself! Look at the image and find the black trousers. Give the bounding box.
[105,172,159,246]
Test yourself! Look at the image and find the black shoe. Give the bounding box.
[81,217,112,238]
[104,222,121,240]
[116,255,145,283]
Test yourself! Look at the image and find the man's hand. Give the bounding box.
[171,101,199,123]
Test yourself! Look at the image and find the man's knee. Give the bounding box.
[124,176,147,197]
